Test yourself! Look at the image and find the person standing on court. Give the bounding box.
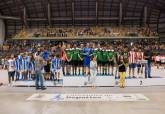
[118,55,126,88]
[82,43,93,76]
[89,56,97,88]
[84,56,97,88]
[7,54,15,85]
[35,54,46,90]
[128,48,137,78]
[144,46,152,78]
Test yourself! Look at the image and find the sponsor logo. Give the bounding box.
[52,94,64,101]
[27,93,149,102]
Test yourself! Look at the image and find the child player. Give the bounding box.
[65,43,73,76]
[107,45,115,76]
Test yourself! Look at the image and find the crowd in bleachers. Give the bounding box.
[14,26,158,39]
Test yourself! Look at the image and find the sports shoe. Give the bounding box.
[41,87,47,90]
[36,87,40,90]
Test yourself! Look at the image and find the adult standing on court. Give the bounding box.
[144,46,152,78]
[35,55,46,90]
[82,43,93,76]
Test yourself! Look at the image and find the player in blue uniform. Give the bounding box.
[15,56,21,80]
[26,52,31,80]
[42,48,50,61]
[51,54,62,82]
[21,55,28,80]
[18,53,23,62]
[50,55,55,80]
[82,43,93,75]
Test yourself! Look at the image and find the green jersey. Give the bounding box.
[73,48,79,61]
[96,48,103,62]
[65,48,73,60]
[102,50,108,62]
[93,48,98,57]
[108,50,115,60]
[78,48,84,61]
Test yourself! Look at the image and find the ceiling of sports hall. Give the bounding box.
[0,0,165,39]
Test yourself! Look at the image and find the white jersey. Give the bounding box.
[8,59,15,72]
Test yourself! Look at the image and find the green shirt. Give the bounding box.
[102,50,108,62]
[73,48,79,61]
[108,50,115,60]
[96,48,103,62]
[93,48,98,57]
[78,49,84,61]
[65,49,73,60]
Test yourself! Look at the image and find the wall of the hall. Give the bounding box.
[0,19,5,45]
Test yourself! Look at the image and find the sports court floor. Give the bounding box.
[0,86,165,114]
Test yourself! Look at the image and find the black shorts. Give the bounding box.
[66,61,72,65]
[44,65,50,73]
[78,60,83,66]
[8,71,15,77]
[109,61,114,66]
[97,61,102,66]
[73,60,79,66]
[102,61,108,66]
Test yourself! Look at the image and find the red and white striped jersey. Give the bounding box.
[129,51,137,63]
[136,51,144,60]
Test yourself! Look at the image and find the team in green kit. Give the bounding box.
[64,43,121,76]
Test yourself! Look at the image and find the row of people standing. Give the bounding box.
[64,43,152,79]
[5,43,152,83]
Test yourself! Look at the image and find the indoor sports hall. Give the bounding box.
[0,0,165,114]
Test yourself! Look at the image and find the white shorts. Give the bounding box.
[41,69,45,74]
[55,68,62,73]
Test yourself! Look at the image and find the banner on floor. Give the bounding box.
[27,93,149,102]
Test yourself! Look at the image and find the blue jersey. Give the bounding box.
[22,59,28,71]
[15,58,21,71]
[82,48,93,58]
[26,56,31,70]
[50,61,54,72]
[26,56,31,62]
[51,58,62,70]
[18,55,22,62]
[42,51,50,60]
[82,48,93,66]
